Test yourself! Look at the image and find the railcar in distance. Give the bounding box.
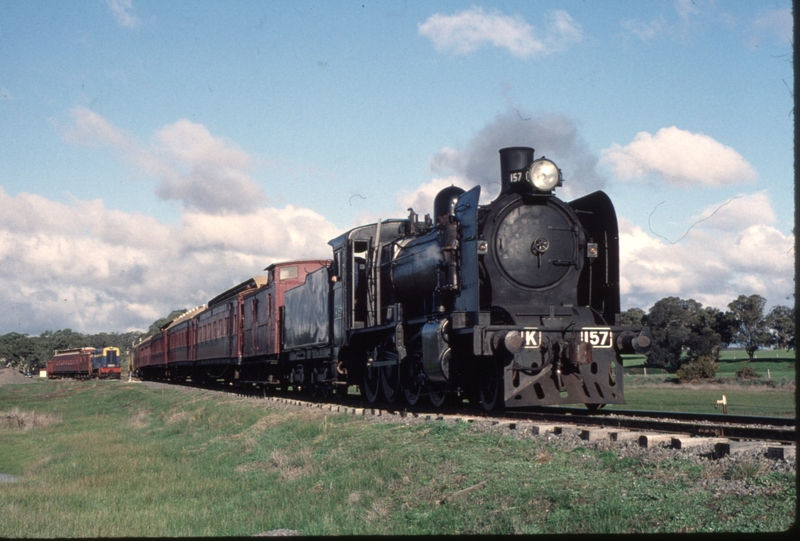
[47,347,95,379]
[46,346,123,379]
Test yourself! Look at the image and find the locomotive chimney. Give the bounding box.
[499,147,534,192]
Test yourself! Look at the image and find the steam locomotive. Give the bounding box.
[132,147,650,410]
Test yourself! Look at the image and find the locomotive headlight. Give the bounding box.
[527,159,561,192]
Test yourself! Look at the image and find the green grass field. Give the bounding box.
[0,379,795,535]
[616,349,795,417]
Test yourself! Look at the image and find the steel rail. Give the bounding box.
[493,409,796,443]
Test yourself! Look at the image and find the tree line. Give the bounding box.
[622,294,795,371]
[0,312,188,374]
[0,329,141,374]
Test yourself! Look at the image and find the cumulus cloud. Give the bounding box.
[106,0,141,29]
[418,8,582,58]
[61,107,267,214]
[0,109,345,334]
[619,191,793,311]
[0,187,339,334]
[601,126,757,187]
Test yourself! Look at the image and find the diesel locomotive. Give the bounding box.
[132,146,650,410]
[47,346,122,379]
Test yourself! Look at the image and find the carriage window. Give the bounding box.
[279,266,298,280]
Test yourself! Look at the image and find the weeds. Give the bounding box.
[725,461,764,480]
[0,407,60,430]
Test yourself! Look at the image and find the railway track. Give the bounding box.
[132,377,797,459]
[497,407,796,444]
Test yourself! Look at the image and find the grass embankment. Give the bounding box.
[617,350,796,417]
[0,380,795,535]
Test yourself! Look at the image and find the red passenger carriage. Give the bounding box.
[131,260,328,385]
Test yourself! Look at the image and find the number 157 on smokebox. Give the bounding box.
[580,328,613,348]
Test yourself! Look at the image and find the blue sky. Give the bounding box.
[0,0,793,334]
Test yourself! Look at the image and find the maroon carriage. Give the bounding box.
[47,347,96,379]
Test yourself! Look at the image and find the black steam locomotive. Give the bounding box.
[279,146,650,410]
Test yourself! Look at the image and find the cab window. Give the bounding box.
[279,266,298,280]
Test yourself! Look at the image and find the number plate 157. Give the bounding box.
[581,328,613,348]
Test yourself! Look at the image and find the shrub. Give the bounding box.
[735,366,759,380]
[725,461,763,480]
[675,356,718,382]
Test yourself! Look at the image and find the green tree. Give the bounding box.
[676,355,718,381]
[685,307,723,359]
[726,294,772,361]
[620,307,645,326]
[146,310,188,337]
[643,297,698,369]
[30,329,87,370]
[0,332,35,371]
[643,297,724,370]
[765,304,795,350]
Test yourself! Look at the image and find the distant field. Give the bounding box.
[604,385,795,417]
[623,349,796,366]
[617,349,795,417]
[622,350,795,380]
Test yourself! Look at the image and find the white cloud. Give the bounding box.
[418,8,581,59]
[106,0,141,29]
[0,110,345,334]
[0,187,339,334]
[619,192,794,312]
[60,107,267,214]
[601,126,757,187]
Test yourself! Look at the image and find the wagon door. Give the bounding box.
[332,249,345,346]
